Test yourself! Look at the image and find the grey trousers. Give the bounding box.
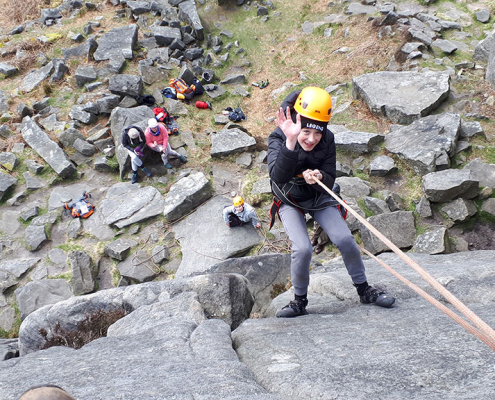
[150,143,180,164]
[278,203,367,296]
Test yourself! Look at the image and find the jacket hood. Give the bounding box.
[280,90,301,123]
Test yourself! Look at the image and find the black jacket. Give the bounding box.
[122,126,146,152]
[268,91,337,208]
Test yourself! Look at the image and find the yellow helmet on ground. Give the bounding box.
[294,87,332,122]
[233,196,244,207]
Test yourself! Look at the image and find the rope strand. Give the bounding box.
[314,177,495,350]
[359,245,495,350]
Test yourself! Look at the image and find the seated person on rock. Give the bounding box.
[144,118,187,169]
[223,196,261,228]
[122,125,151,184]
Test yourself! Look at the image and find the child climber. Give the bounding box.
[268,86,395,318]
[122,126,151,184]
[223,196,261,228]
[144,118,187,169]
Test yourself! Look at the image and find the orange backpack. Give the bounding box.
[169,78,194,100]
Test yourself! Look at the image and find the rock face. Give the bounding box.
[17,273,253,356]
[93,24,138,61]
[14,279,73,320]
[2,251,495,400]
[352,71,450,124]
[0,172,17,201]
[4,2,495,399]
[210,128,256,157]
[163,171,213,221]
[21,118,76,178]
[174,196,263,277]
[109,106,154,179]
[385,113,461,175]
[463,158,495,188]
[100,183,165,229]
[361,211,416,254]
[333,129,384,154]
[422,169,479,203]
[190,253,291,316]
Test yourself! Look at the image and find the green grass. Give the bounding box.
[331,108,381,133]
[242,169,272,207]
[478,210,495,224]
[111,260,121,287]
[0,182,16,206]
[357,198,373,218]
[57,242,85,252]
[106,156,119,170]
[47,271,72,282]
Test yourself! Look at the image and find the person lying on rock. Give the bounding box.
[144,118,187,170]
[122,125,151,184]
[223,196,261,228]
[267,86,395,318]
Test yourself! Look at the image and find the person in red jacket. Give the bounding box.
[144,118,187,169]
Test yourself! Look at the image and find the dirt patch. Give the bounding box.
[457,222,495,251]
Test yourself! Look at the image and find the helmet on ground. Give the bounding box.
[294,87,332,122]
[128,128,139,139]
[233,196,244,207]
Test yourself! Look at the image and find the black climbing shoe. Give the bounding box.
[360,286,395,308]
[131,171,138,184]
[276,298,309,318]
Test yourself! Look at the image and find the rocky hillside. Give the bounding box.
[1,0,495,399]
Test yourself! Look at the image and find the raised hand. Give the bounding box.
[276,107,301,150]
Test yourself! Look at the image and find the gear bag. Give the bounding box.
[161,87,177,99]
[228,107,246,122]
[64,192,95,219]
[152,107,180,135]
[169,78,194,100]
[152,107,170,124]
[192,77,204,95]
[135,94,156,105]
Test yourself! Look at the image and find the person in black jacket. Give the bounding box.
[268,87,395,318]
[122,126,151,184]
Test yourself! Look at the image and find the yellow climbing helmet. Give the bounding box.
[233,196,244,207]
[294,87,332,122]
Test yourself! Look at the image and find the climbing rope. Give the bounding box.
[314,177,495,350]
[131,232,175,274]
[359,245,495,350]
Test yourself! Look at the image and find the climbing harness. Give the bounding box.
[313,177,495,351]
[268,181,346,230]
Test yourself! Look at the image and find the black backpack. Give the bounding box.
[228,108,246,122]
[192,78,204,95]
[135,95,156,105]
